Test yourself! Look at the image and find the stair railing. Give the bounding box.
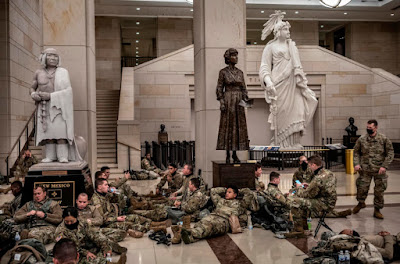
[116,141,141,171]
[4,109,36,184]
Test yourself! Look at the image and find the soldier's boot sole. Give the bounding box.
[181,228,194,244]
[352,202,366,214]
[373,209,384,219]
[110,242,127,254]
[337,209,352,217]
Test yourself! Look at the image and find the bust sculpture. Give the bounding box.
[31,48,82,163]
[259,11,318,149]
[160,124,166,133]
[345,117,358,136]
[216,48,249,163]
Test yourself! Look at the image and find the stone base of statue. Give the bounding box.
[22,161,93,208]
[343,135,360,149]
[212,161,255,189]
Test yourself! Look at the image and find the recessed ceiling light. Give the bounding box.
[136,59,138,61]
[261,10,265,13]
[190,9,193,12]
[136,40,139,43]
[136,63,138,66]
[136,55,139,57]
[321,25,324,28]
[391,13,395,16]
[295,11,299,14]
[136,7,140,11]
[343,12,347,15]
[136,47,139,50]
[136,22,140,25]
[136,32,140,35]
[254,42,257,44]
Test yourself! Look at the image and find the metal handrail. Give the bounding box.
[117,141,141,171]
[4,109,36,183]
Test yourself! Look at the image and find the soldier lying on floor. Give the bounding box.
[55,207,127,264]
[180,185,245,244]
[14,185,62,244]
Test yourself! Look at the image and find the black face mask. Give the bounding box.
[301,162,308,171]
[367,129,374,135]
[65,220,79,230]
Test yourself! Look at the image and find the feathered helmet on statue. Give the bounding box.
[261,10,291,41]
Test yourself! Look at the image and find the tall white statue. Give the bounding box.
[259,11,318,149]
[31,48,82,163]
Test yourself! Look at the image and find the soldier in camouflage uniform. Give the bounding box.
[156,163,183,196]
[91,178,152,236]
[181,186,244,244]
[55,207,126,264]
[353,119,394,219]
[255,163,265,192]
[0,181,23,217]
[14,149,38,181]
[171,164,206,204]
[141,153,162,174]
[292,155,314,187]
[14,186,62,244]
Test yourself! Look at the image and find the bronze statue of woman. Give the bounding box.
[216,48,249,163]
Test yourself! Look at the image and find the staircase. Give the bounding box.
[96,90,123,179]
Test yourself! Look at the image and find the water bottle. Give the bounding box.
[106,253,112,262]
[338,250,345,264]
[247,214,253,230]
[345,250,351,264]
[15,232,20,241]
[307,217,312,230]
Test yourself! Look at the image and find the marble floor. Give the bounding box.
[1,169,400,264]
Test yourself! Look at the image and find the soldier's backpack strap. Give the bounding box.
[39,199,53,213]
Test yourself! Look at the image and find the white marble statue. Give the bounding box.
[31,48,82,163]
[259,11,318,149]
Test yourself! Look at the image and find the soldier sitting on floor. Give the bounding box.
[180,185,244,244]
[55,207,127,264]
[156,163,183,196]
[254,163,265,192]
[141,153,163,175]
[0,181,23,217]
[14,185,62,244]
[292,155,314,188]
[170,164,206,204]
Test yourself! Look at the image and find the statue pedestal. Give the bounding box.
[158,132,168,144]
[22,161,93,208]
[343,135,360,149]
[212,161,255,189]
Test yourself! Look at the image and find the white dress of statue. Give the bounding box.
[259,11,318,149]
[31,48,83,163]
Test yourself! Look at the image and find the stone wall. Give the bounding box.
[0,0,43,174]
[95,16,121,90]
[348,22,399,76]
[157,17,193,57]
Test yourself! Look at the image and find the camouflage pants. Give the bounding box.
[191,214,230,239]
[107,214,151,232]
[101,227,127,242]
[79,252,107,264]
[27,225,56,244]
[356,171,387,209]
[134,206,168,222]
[291,197,331,214]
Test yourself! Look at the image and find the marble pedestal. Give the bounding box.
[212,161,255,189]
[22,161,93,208]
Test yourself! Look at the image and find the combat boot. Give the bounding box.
[150,219,171,229]
[171,225,182,244]
[107,252,127,264]
[110,242,127,254]
[373,208,384,219]
[151,225,167,233]
[182,215,191,229]
[352,202,366,214]
[337,209,352,217]
[181,228,198,244]
[128,229,144,238]
[284,220,306,238]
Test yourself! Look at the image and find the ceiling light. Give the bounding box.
[321,25,324,28]
[254,42,257,44]
[136,7,140,11]
[190,9,193,12]
[136,22,140,25]
[136,32,140,35]
[320,0,352,8]
[343,12,347,15]
[136,63,138,66]
[136,40,139,43]
[295,11,299,14]
[136,51,139,54]
[136,47,139,50]
[136,55,139,57]
[261,10,265,13]
[391,13,395,16]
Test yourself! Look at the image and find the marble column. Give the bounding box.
[194,0,247,186]
[42,0,97,171]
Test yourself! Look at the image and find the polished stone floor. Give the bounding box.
[1,169,400,263]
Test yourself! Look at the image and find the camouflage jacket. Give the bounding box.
[179,174,206,202]
[157,171,183,192]
[1,193,22,216]
[77,205,103,226]
[255,177,265,191]
[261,183,291,212]
[210,187,243,220]
[292,167,314,187]
[14,198,62,227]
[15,155,38,177]
[295,169,337,210]
[109,177,127,189]
[55,221,111,257]
[354,132,394,172]
[141,158,156,171]
[90,191,119,226]
[181,189,209,218]
[239,188,259,212]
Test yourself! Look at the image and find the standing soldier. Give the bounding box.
[14,186,62,244]
[353,119,394,219]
